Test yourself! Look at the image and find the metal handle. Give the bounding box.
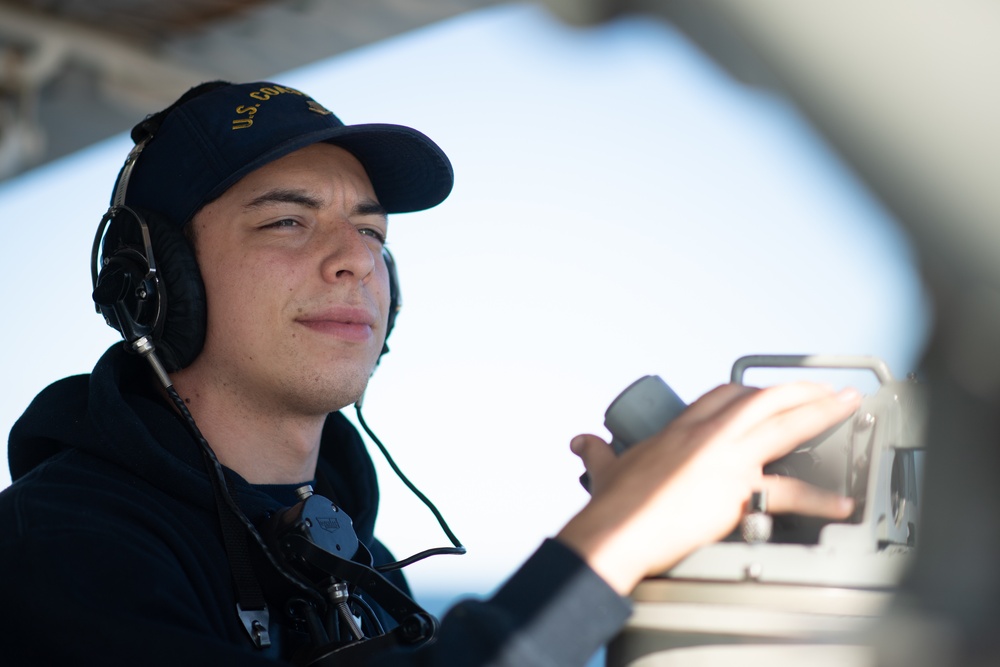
[730,354,894,385]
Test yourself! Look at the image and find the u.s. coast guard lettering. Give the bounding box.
[231,84,331,130]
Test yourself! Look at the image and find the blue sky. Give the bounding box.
[0,4,928,598]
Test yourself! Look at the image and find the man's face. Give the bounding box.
[185,143,390,416]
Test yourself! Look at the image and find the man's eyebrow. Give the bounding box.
[244,189,323,210]
[354,199,387,218]
[242,189,386,218]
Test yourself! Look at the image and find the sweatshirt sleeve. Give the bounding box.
[373,538,633,667]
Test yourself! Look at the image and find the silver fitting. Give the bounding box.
[741,489,773,544]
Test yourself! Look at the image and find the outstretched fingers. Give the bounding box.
[738,385,861,462]
[758,474,854,519]
[678,382,857,447]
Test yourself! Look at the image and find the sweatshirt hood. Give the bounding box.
[8,344,383,544]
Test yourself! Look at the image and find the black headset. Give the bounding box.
[91,130,403,374]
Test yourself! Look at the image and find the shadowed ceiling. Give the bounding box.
[0,0,498,181]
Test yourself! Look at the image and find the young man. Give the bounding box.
[0,81,858,665]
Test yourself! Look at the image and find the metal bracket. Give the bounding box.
[237,604,271,649]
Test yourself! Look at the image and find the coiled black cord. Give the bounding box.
[354,404,466,572]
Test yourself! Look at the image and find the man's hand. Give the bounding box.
[555,382,861,596]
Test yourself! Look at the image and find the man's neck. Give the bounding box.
[164,375,326,485]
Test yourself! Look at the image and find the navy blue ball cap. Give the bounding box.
[121,81,454,225]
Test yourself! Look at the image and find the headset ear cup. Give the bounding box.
[380,247,401,360]
[142,210,206,371]
[93,208,159,345]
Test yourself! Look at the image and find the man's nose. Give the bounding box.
[319,220,376,284]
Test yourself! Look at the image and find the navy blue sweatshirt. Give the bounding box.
[0,345,629,665]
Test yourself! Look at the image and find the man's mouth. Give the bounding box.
[296,307,376,342]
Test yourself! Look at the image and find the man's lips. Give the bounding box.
[296,307,376,342]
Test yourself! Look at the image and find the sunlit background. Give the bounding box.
[0,1,927,631]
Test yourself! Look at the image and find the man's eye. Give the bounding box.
[360,228,387,245]
[265,219,299,228]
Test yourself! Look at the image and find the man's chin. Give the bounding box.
[295,363,377,414]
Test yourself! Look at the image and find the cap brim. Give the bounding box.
[207,123,454,215]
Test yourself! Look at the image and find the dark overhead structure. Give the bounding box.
[0,0,497,181]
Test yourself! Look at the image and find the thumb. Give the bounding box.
[571,434,617,493]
